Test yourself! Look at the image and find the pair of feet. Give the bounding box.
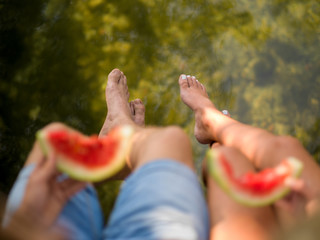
[99,69,217,145]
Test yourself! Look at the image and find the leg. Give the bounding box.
[100,98,146,181]
[104,127,209,239]
[179,74,318,170]
[206,145,277,240]
[179,74,320,225]
[100,69,209,239]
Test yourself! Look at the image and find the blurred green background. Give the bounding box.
[1,0,320,219]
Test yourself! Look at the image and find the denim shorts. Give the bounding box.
[3,159,209,240]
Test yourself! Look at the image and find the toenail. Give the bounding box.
[187,75,191,77]
[192,76,196,79]
[222,110,231,117]
[181,74,187,80]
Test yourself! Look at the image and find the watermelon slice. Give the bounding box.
[207,149,303,207]
[37,124,134,182]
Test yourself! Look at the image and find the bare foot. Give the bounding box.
[96,69,146,181]
[129,99,145,127]
[99,69,136,137]
[179,74,217,144]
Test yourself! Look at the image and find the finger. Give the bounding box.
[66,181,87,198]
[60,178,87,191]
[274,197,293,212]
[284,178,304,190]
[33,156,46,175]
[25,142,45,166]
[58,179,87,200]
[284,177,312,198]
[42,151,59,179]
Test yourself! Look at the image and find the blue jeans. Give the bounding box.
[4,159,209,240]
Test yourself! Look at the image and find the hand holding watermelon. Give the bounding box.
[36,122,134,182]
[207,148,304,207]
[275,177,320,222]
[12,141,86,229]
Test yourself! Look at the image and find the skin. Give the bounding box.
[178,73,320,238]
[6,68,319,239]
[4,69,196,239]
[98,68,195,173]
[3,140,86,240]
[23,145,86,227]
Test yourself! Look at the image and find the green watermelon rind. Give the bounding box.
[36,125,134,182]
[207,149,303,207]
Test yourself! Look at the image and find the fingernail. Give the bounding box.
[181,74,187,80]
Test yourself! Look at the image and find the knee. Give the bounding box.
[155,126,194,166]
[163,126,189,140]
[162,126,191,147]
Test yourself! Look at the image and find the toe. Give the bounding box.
[133,98,144,106]
[179,74,189,88]
[133,99,145,112]
[123,75,128,86]
[135,98,142,104]
[108,69,122,83]
[192,76,199,88]
[187,75,194,87]
[129,101,135,115]
[132,99,145,126]
[200,83,208,96]
[119,71,125,85]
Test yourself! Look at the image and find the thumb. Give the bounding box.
[284,177,312,199]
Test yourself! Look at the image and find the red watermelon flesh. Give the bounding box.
[37,124,134,182]
[221,155,292,196]
[207,149,303,207]
[47,130,119,169]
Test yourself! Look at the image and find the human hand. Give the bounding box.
[15,142,87,228]
[275,177,320,223]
